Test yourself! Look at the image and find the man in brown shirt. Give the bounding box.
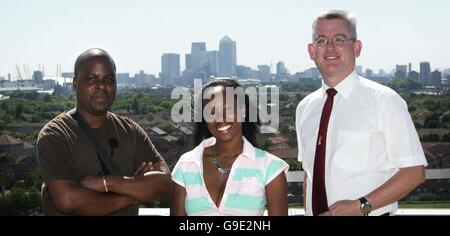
[37,48,171,215]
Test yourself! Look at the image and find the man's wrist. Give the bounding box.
[359,197,373,216]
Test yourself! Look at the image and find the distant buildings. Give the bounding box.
[1,36,448,90]
[276,61,288,75]
[257,65,271,82]
[177,36,238,85]
[218,36,237,77]
[365,69,373,79]
[395,64,408,79]
[431,70,442,87]
[32,71,44,84]
[160,53,180,86]
[420,61,431,85]
[355,65,363,75]
[409,70,420,81]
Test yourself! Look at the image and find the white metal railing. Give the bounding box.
[286,169,450,182]
[140,169,450,216]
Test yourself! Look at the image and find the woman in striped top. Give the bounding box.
[170,79,289,216]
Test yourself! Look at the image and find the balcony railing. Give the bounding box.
[139,169,450,216]
[138,208,450,216]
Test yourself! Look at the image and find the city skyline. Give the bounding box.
[1,0,450,77]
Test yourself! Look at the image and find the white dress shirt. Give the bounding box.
[296,71,427,216]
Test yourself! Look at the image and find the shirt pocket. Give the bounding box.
[300,133,317,170]
[333,131,370,170]
[237,177,265,196]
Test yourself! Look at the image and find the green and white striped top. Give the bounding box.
[172,136,289,216]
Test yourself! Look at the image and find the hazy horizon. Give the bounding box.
[1,0,449,78]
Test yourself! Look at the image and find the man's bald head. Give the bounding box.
[74,48,116,80]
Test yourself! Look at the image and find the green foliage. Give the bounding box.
[280,82,320,92]
[0,153,15,164]
[15,104,24,119]
[295,93,305,102]
[285,159,302,171]
[0,91,75,123]
[112,93,174,115]
[176,136,186,146]
[1,102,8,111]
[279,93,290,102]
[132,97,140,114]
[159,124,175,133]
[420,133,440,142]
[10,91,39,100]
[0,184,41,216]
[386,79,422,92]
[424,113,440,128]
[442,114,450,123]
[42,93,52,102]
[261,138,274,150]
[441,133,450,142]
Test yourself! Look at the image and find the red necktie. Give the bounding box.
[312,88,337,216]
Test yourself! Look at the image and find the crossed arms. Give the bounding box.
[48,160,171,215]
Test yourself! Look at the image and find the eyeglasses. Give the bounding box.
[314,36,356,48]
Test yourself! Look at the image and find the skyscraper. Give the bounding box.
[185,54,191,70]
[161,53,180,86]
[395,64,407,79]
[203,51,219,76]
[276,61,288,75]
[219,36,236,77]
[191,42,206,73]
[420,62,431,85]
[257,65,271,82]
[431,70,442,87]
[32,71,44,84]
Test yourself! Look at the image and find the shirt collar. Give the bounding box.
[320,70,359,99]
[180,136,256,165]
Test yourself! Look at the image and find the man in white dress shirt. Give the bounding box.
[296,10,427,216]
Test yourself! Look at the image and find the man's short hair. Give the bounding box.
[312,10,357,41]
[74,48,116,80]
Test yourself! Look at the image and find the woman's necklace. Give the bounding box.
[212,145,231,175]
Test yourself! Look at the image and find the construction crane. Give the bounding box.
[55,64,61,78]
[26,65,32,80]
[23,64,28,80]
[15,64,23,80]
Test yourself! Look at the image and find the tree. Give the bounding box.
[176,136,186,146]
[443,114,450,123]
[424,113,440,128]
[279,124,290,135]
[295,93,305,102]
[421,133,440,142]
[279,94,290,102]
[441,133,450,142]
[131,97,140,114]
[285,159,301,171]
[1,102,8,112]
[261,138,274,150]
[43,93,52,102]
[160,124,175,133]
[15,104,24,119]
[52,84,65,96]
[0,185,41,216]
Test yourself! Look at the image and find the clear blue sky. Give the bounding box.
[1,0,449,77]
